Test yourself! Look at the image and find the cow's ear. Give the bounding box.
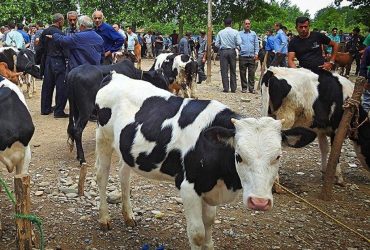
[203,126,235,146]
[282,127,317,148]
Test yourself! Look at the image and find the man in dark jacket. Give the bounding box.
[39,13,69,118]
[346,27,365,76]
[49,15,104,72]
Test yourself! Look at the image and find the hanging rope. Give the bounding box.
[274,181,370,243]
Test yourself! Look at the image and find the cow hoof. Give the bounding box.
[124,216,137,227]
[99,220,112,231]
[335,179,346,187]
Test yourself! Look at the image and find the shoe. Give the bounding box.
[222,90,229,93]
[231,90,236,93]
[54,113,69,118]
[197,81,202,84]
[249,90,257,94]
[241,89,247,93]
[41,111,52,115]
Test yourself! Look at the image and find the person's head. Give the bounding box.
[266,29,273,36]
[127,26,133,34]
[78,15,93,31]
[224,17,232,27]
[30,25,37,34]
[8,22,16,30]
[185,32,191,38]
[23,26,29,33]
[339,29,343,35]
[173,30,177,34]
[244,19,251,31]
[17,23,24,31]
[0,26,4,33]
[281,26,288,33]
[36,21,43,29]
[274,22,282,32]
[67,11,78,29]
[331,27,338,36]
[353,27,360,35]
[92,10,104,27]
[112,23,120,32]
[52,13,64,29]
[295,16,310,38]
[200,30,206,37]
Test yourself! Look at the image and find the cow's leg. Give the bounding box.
[201,201,216,250]
[75,117,89,164]
[16,145,31,175]
[96,129,114,230]
[119,164,136,226]
[180,181,204,250]
[318,132,329,174]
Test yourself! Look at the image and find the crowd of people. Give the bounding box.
[0,12,369,116]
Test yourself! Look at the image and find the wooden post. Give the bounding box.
[321,76,365,200]
[78,163,88,196]
[14,174,32,250]
[206,0,212,84]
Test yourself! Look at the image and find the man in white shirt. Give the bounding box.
[144,31,153,58]
[126,26,138,54]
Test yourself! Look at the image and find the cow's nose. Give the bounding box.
[247,197,272,211]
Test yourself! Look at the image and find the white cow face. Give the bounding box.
[232,117,282,211]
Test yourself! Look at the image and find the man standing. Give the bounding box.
[170,30,179,52]
[326,27,340,56]
[154,32,163,57]
[65,11,79,35]
[39,13,68,118]
[215,17,242,93]
[178,32,191,56]
[265,30,275,67]
[346,27,365,76]
[93,10,124,64]
[16,24,30,48]
[5,22,25,49]
[49,15,104,71]
[238,19,259,94]
[271,22,288,67]
[126,26,138,53]
[197,30,207,84]
[144,31,153,58]
[288,16,338,72]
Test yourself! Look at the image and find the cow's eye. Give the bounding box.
[235,153,243,163]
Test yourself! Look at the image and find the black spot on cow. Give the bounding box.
[0,85,34,151]
[0,48,17,70]
[178,100,210,128]
[267,76,292,113]
[161,150,183,177]
[136,96,183,141]
[210,108,239,129]
[180,54,190,63]
[136,126,173,171]
[119,123,138,167]
[261,70,274,87]
[97,107,112,126]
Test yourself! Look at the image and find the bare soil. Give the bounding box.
[1,59,369,250]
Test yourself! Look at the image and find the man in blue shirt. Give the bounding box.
[93,10,124,64]
[327,28,340,56]
[271,23,288,67]
[239,19,259,93]
[265,30,275,67]
[49,15,104,72]
[215,17,242,93]
[17,24,30,48]
[178,32,191,56]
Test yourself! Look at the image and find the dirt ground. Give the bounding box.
[1,58,370,250]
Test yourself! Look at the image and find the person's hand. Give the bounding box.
[318,62,333,71]
[364,82,370,90]
[254,55,259,61]
[105,51,112,58]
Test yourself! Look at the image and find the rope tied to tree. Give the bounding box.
[0,176,45,250]
[342,96,368,140]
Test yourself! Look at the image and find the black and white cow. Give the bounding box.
[94,72,314,249]
[0,75,34,234]
[67,59,169,165]
[261,67,369,184]
[150,53,198,98]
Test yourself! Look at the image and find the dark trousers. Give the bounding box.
[41,56,67,115]
[271,53,287,67]
[266,51,275,68]
[239,56,257,91]
[345,52,361,76]
[197,53,207,83]
[220,49,237,92]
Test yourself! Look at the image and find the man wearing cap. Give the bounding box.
[215,17,242,93]
[197,30,207,84]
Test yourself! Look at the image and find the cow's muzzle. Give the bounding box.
[247,196,272,211]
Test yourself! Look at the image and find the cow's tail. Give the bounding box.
[261,82,270,117]
[67,74,75,152]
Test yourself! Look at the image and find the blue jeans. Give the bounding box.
[362,89,370,112]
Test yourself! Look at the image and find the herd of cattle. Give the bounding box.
[1,47,370,249]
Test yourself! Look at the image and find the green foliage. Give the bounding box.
[0,0,367,36]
